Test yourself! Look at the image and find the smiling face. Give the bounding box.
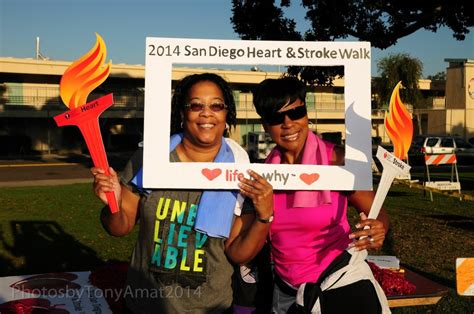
[264,98,309,162]
[182,80,227,148]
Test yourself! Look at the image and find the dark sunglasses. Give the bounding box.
[263,105,307,126]
[184,103,227,112]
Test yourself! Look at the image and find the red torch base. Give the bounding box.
[54,94,119,213]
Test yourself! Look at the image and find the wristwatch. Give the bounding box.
[257,214,274,224]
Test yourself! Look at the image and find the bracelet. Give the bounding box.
[256,213,274,224]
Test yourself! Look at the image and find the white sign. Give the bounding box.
[367,255,400,270]
[143,38,372,190]
[425,181,461,191]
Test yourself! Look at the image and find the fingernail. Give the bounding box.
[348,242,355,248]
[355,223,361,228]
[349,234,355,239]
[247,169,253,174]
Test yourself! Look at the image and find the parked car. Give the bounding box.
[423,136,456,154]
[405,135,427,165]
[408,135,428,156]
[408,135,474,165]
[422,136,474,155]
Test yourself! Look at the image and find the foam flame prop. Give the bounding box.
[368,82,413,220]
[54,33,118,213]
[60,34,111,109]
[384,81,413,160]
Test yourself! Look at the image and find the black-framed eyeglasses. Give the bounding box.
[184,103,227,112]
[263,105,307,126]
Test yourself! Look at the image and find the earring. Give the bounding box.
[180,121,184,129]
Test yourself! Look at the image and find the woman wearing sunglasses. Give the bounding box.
[91,73,273,313]
[253,77,391,314]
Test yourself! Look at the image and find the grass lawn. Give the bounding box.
[348,182,474,313]
[0,184,138,275]
[0,182,473,313]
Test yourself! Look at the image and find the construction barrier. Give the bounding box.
[424,153,461,200]
[425,154,457,167]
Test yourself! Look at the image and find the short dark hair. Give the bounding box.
[253,76,306,121]
[170,73,237,135]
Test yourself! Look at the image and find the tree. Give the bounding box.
[231,0,302,41]
[373,53,423,109]
[427,71,446,81]
[372,53,426,136]
[232,0,472,47]
[231,0,473,83]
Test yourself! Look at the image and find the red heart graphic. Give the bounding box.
[299,173,320,185]
[201,168,222,181]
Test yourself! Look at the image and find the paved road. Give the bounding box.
[0,163,91,187]
[0,154,130,187]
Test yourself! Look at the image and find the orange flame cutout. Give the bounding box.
[384,81,413,160]
[60,33,111,109]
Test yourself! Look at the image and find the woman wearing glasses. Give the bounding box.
[91,73,273,313]
[253,77,391,314]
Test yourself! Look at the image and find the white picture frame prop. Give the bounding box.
[143,37,372,190]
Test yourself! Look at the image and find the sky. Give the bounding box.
[1,0,473,78]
